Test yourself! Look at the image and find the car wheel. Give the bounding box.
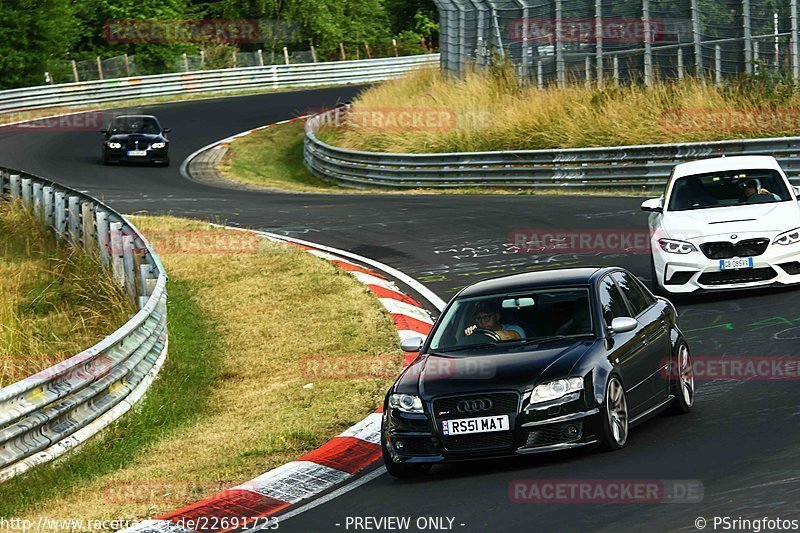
[381,421,431,479]
[600,376,629,450]
[670,343,694,414]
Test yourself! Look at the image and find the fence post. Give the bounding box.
[10,174,21,200]
[691,0,703,77]
[643,0,653,86]
[595,0,604,89]
[613,54,619,85]
[392,39,399,57]
[68,195,81,243]
[124,53,131,77]
[340,43,347,61]
[556,0,565,88]
[81,200,94,252]
[743,0,753,75]
[678,47,685,80]
[43,186,54,228]
[96,56,104,80]
[792,0,799,81]
[715,44,722,85]
[96,210,110,267]
[537,59,544,89]
[109,221,125,287]
[54,190,67,238]
[257,49,264,66]
[232,50,238,68]
[183,53,189,72]
[200,50,205,68]
[754,40,760,74]
[283,47,290,65]
[520,3,530,82]
[585,56,592,88]
[122,234,137,302]
[21,178,31,207]
[32,182,43,221]
[71,59,79,82]
[311,45,318,63]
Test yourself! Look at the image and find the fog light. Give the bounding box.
[563,425,579,439]
[395,440,405,450]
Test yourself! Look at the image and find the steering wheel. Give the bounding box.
[469,327,502,342]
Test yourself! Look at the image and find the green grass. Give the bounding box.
[0,279,221,517]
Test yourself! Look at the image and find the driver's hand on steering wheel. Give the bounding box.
[464,324,477,336]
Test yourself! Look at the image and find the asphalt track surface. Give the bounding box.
[1,87,799,532]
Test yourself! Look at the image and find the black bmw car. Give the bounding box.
[382,267,694,477]
[101,115,170,166]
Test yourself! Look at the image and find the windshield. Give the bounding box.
[110,117,160,134]
[428,287,594,352]
[667,169,790,211]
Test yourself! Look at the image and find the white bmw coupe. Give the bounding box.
[642,155,800,294]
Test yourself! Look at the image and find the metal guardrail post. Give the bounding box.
[42,186,54,227]
[81,201,94,252]
[68,195,81,244]
[537,60,544,89]
[715,45,722,85]
[678,48,685,80]
[21,178,32,207]
[10,175,20,201]
[109,221,125,287]
[32,182,43,221]
[613,55,620,86]
[122,234,137,302]
[96,210,110,267]
[54,190,67,238]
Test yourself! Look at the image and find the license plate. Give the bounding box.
[126,150,147,156]
[441,415,509,436]
[720,258,754,271]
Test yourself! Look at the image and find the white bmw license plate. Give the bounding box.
[720,258,754,271]
[126,150,147,157]
[442,415,510,436]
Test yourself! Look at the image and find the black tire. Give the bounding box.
[381,421,431,478]
[599,375,629,451]
[156,158,170,167]
[669,342,694,414]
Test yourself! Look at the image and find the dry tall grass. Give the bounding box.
[0,201,134,387]
[321,66,800,153]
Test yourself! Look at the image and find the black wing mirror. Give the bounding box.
[162,128,172,134]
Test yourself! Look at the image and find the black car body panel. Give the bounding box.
[101,115,170,165]
[382,267,688,467]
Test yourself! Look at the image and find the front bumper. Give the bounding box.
[652,239,800,294]
[103,147,169,164]
[383,394,602,465]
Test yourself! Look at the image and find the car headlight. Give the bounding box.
[151,142,166,149]
[658,238,697,254]
[774,228,800,246]
[107,142,122,149]
[389,394,423,414]
[529,377,584,405]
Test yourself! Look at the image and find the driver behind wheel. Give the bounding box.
[464,302,525,341]
[741,179,780,203]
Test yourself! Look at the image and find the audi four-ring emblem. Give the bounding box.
[457,399,493,413]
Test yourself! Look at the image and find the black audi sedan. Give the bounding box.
[101,115,170,166]
[382,267,694,477]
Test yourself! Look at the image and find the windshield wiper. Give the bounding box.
[521,334,590,345]
[429,343,498,354]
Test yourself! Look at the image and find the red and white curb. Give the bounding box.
[126,229,444,533]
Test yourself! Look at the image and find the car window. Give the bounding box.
[611,272,653,316]
[598,276,630,326]
[667,169,790,211]
[110,117,160,134]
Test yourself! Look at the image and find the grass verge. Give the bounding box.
[1,215,401,530]
[319,66,800,153]
[0,200,134,387]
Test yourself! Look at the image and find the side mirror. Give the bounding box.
[641,198,663,213]
[162,128,171,134]
[793,185,800,198]
[100,129,108,134]
[400,336,424,352]
[610,317,638,335]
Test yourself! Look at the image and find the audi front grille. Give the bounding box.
[432,392,519,453]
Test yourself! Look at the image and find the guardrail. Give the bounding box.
[0,169,167,482]
[304,106,800,189]
[0,55,439,114]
